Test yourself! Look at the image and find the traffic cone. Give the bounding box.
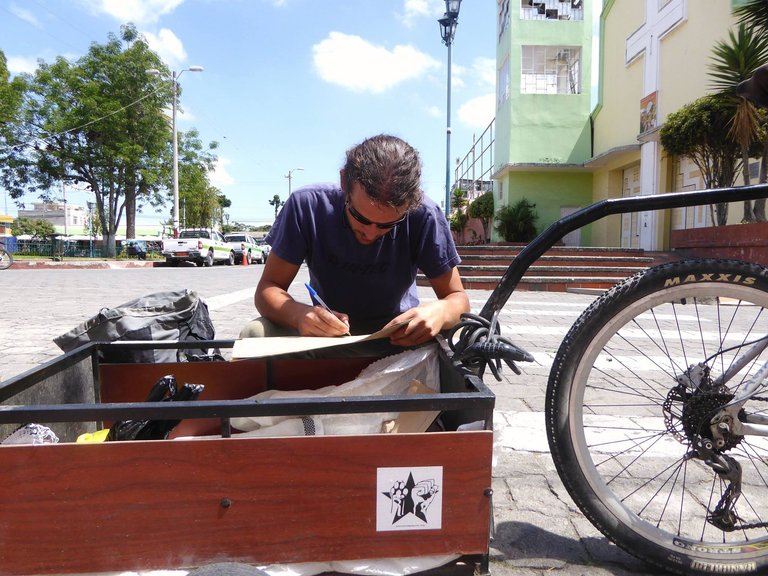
[241,247,248,266]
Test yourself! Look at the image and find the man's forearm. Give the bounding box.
[256,285,309,330]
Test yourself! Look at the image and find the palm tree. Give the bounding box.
[732,1,768,220]
[734,0,768,30]
[708,22,768,221]
[451,188,468,214]
[450,188,469,243]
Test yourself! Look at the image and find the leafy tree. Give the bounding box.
[0,51,24,126]
[221,220,253,234]
[0,25,173,256]
[660,94,742,225]
[467,191,495,243]
[12,217,55,239]
[449,210,468,244]
[494,199,538,242]
[268,194,284,219]
[451,188,468,213]
[708,22,768,221]
[176,129,225,229]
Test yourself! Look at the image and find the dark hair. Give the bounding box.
[342,134,423,209]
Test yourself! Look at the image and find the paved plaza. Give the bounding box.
[1,264,659,576]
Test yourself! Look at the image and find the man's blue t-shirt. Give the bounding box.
[265,184,460,335]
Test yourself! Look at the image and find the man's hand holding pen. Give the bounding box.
[300,283,351,337]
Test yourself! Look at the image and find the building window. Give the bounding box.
[520,0,584,21]
[521,46,581,94]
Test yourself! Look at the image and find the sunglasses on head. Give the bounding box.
[345,200,407,230]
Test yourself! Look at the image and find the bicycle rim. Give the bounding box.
[559,270,768,572]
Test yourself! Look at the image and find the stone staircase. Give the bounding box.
[418,245,681,293]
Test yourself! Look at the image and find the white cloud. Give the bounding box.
[458,94,495,130]
[473,57,496,87]
[313,32,440,94]
[210,157,235,188]
[6,55,39,74]
[9,4,41,28]
[79,0,184,26]
[142,28,187,67]
[451,62,466,90]
[427,105,441,118]
[398,0,442,27]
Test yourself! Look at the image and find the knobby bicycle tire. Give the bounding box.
[546,259,768,576]
[0,248,12,270]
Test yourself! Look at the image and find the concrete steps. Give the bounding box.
[418,245,680,292]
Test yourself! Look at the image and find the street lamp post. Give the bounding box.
[146,65,204,238]
[438,0,462,218]
[285,167,304,195]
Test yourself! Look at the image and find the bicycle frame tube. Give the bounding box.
[480,183,768,319]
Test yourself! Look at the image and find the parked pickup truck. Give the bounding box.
[224,232,264,265]
[161,229,234,267]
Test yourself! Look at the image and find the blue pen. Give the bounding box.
[305,283,333,313]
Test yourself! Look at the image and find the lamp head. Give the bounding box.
[445,0,461,18]
[439,16,457,44]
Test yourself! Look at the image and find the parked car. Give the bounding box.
[255,238,271,262]
[224,233,264,264]
[162,229,233,267]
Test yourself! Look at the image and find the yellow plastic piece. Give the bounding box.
[76,428,110,444]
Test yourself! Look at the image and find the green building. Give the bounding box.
[493,0,594,245]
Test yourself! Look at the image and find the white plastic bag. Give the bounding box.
[230,345,439,436]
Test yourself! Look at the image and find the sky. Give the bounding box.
[0,0,497,228]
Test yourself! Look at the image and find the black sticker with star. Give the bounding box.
[376,467,443,531]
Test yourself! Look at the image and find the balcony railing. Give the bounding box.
[520,0,584,21]
[454,119,495,203]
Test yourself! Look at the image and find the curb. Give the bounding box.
[9,260,162,270]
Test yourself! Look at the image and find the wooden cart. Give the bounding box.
[0,340,494,576]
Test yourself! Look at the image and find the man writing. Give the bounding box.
[240,134,469,353]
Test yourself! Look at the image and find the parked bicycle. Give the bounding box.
[0,242,13,270]
[447,183,768,576]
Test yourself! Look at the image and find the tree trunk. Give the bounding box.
[125,188,136,239]
[103,231,117,258]
[743,200,756,223]
[742,148,755,222]
[757,140,768,222]
[716,203,729,226]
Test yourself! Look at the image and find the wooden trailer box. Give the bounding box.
[0,340,494,576]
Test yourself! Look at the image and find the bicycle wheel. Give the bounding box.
[546,259,768,575]
[0,248,12,270]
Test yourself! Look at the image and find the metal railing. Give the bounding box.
[454,118,495,203]
[520,0,584,21]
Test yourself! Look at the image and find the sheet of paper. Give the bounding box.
[231,321,409,359]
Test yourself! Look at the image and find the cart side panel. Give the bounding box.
[0,355,96,442]
[0,431,492,575]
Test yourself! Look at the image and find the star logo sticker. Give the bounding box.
[382,470,440,526]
